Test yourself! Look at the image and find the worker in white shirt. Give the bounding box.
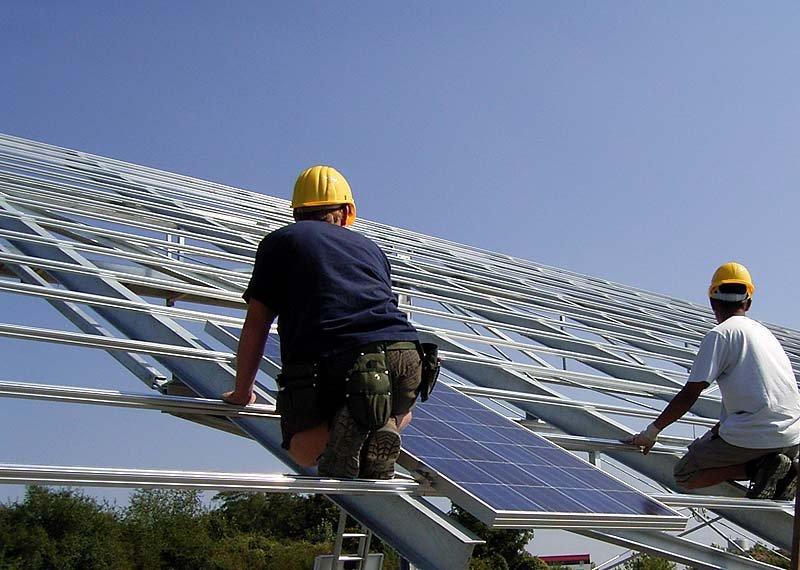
[624,262,800,499]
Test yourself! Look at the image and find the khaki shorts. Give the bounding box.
[673,429,798,486]
[278,345,422,449]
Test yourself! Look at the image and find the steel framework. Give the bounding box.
[1,132,798,569]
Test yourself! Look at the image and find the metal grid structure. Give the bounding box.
[1,132,798,569]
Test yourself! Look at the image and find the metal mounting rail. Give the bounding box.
[0,464,418,495]
[0,380,693,456]
[0,250,243,304]
[578,528,782,570]
[652,493,795,513]
[0,380,277,418]
[541,432,688,455]
[0,279,244,327]
[439,350,704,400]
[418,325,694,374]
[0,379,698,453]
[459,384,716,428]
[0,318,719,406]
[0,322,233,361]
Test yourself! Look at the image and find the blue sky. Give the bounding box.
[3,2,798,319]
[2,1,799,560]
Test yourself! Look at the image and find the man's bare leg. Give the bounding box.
[680,463,748,490]
[288,422,330,467]
[396,411,412,431]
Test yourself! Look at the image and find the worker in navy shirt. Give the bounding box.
[223,165,421,479]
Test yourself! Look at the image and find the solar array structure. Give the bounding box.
[0,133,797,570]
[235,328,683,530]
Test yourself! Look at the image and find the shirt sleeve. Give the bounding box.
[687,330,729,385]
[242,233,283,312]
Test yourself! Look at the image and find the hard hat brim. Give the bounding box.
[708,278,755,299]
[290,201,357,226]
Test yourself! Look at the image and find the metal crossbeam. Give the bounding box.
[0,380,276,418]
[0,464,418,495]
[653,493,795,513]
[578,529,779,570]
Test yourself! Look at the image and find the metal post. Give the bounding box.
[791,462,800,570]
[560,314,567,370]
[358,526,372,570]
[333,508,348,569]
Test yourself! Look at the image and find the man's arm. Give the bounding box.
[652,381,708,430]
[622,381,708,454]
[222,298,276,405]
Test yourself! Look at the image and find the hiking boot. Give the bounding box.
[746,453,791,499]
[317,406,368,479]
[774,459,799,501]
[359,417,401,480]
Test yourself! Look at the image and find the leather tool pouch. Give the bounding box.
[417,343,441,402]
[346,351,392,429]
[275,362,321,434]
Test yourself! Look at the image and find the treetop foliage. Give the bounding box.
[1,487,569,570]
[0,486,337,570]
[448,504,547,570]
[621,553,676,570]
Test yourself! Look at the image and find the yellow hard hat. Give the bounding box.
[708,261,755,301]
[291,165,356,226]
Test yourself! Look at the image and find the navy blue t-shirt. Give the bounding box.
[243,221,418,363]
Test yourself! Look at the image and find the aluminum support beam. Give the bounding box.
[0,464,418,495]
[0,380,276,419]
[577,529,776,570]
[0,251,164,386]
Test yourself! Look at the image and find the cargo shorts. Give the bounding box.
[278,344,422,449]
[673,429,799,486]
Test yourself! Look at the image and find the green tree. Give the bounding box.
[515,557,551,570]
[207,534,332,570]
[212,491,339,542]
[449,504,540,570]
[622,553,676,570]
[0,486,413,569]
[0,486,131,569]
[745,544,790,569]
[124,488,214,568]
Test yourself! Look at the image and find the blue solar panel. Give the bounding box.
[264,335,282,362]
[403,383,678,519]
[247,333,681,526]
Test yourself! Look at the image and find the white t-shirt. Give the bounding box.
[688,315,800,449]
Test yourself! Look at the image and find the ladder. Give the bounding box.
[331,507,374,570]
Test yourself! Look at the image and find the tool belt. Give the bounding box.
[343,341,441,427]
[276,340,441,439]
[345,348,393,429]
[417,342,441,402]
[275,361,324,446]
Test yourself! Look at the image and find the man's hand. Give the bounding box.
[621,423,661,455]
[222,390,257,406]
[222,299,275,408]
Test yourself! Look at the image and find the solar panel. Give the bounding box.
[403,384,683,529]
[230,327,683,530]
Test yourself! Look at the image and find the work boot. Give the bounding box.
[317,406,368,479]
[360,417,401,480]
[773,459,799,501]
[746,453,791,499]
